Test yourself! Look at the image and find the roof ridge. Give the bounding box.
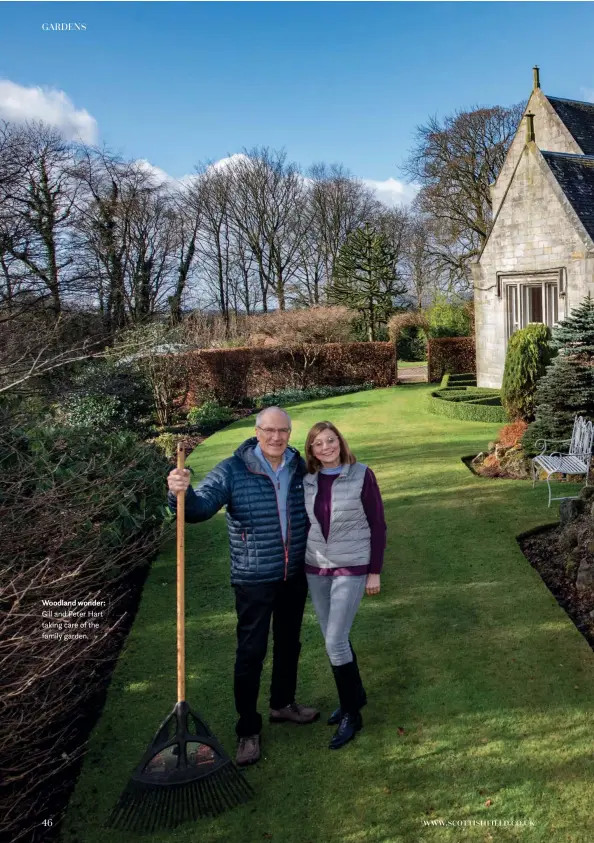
[541,150,594,160]
[546,94,594,108]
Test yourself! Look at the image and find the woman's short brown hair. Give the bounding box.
[304,421,356,474]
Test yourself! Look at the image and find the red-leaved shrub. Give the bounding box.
[427,337,476,382]
[497,420,528,448]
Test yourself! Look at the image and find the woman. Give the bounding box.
[303,421,386,749]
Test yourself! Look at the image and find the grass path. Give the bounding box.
[63,385,594,843]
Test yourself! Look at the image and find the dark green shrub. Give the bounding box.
[522,357,594,454]
[501,324,553,422]
[56,359,154,434]
[187,400,235,434]
[428,386,506,423]
[523,295,594,453]
[255,383,374,408]
[397,326,427,361]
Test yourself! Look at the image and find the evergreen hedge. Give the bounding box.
[428,383,506,423]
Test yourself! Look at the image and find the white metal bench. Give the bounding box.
[532,415,594,507]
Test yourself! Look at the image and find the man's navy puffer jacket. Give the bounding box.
[168,437,308,585]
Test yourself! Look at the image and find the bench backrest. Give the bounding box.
[570,415,594,457]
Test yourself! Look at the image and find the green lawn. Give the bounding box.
[398,361,428,369]
[63,384,594,843]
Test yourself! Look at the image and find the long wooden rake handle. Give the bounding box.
[176,441,186,703]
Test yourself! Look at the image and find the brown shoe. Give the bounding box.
[269,702,320,724]
[236,734,261,766]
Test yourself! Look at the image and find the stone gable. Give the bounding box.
[491,88,581,217]
[474,144,594,388]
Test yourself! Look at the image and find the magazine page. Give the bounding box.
[2,2,594,843]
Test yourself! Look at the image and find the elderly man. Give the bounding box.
[167,406,319,767]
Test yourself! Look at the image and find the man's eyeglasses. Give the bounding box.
[257,426,291,436]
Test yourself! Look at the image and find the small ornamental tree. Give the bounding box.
[329,223,406,341]
[426,297,472,338]
[523,294,594,453]
[501,323,553,422]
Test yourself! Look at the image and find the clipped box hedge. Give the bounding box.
[428,375,507,423]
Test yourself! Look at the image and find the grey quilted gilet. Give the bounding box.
[303,462,370,569]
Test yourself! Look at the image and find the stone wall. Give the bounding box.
[474,144,594,388]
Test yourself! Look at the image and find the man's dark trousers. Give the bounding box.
[233,571,308,738]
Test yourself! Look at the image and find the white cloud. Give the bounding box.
[135,158,174,186]
[210,153,250,172]
[580,87,594,103]
[362,177,419,208]
[0,79,98,143]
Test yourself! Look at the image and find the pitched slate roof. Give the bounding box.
[542,151,594,242]
[546,96,594,155]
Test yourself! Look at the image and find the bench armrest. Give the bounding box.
[534,437,571,455]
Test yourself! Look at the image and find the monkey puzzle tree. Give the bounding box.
[328,222,405,341]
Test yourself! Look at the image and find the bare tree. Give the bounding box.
[168,183,201,326]
[402,103,525,287]
[126,185,178,322]
[0,123,37,315]
[74,149,181,330]
[307,163,382,300]
[226,147,308,311]
[232,227,260,315]
[0,121,83,316]
[400,213,440,309]
[191,164,235,332]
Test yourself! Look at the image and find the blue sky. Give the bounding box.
[2,2,594,205]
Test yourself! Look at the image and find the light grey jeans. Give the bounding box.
[306,574,367,666]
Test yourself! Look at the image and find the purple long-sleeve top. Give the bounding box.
[305,467,386,577]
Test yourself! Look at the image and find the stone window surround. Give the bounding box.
[496,267,566,341]
[495,267,566,299]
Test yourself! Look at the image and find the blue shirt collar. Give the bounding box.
[253,443,293,474]
[320,464,343,475]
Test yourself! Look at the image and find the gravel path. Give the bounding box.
[397,364,428,383]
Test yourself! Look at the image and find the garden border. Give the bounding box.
[428,390,507,423]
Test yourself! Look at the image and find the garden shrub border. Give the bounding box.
[427,336,476,382]
[179,342,396,407]
[428,372,507,423]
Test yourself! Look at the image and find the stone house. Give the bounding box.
[473,68,594,387]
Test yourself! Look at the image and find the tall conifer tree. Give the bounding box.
[328,222,405,340]
[524,294,594,451]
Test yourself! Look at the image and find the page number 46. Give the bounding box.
[42,819,53,827]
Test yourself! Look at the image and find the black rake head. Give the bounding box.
[106,700,253,833]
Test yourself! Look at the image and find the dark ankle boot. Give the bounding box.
[329,711,363,749]
[329,661,363,749]
[327,642,367,725]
